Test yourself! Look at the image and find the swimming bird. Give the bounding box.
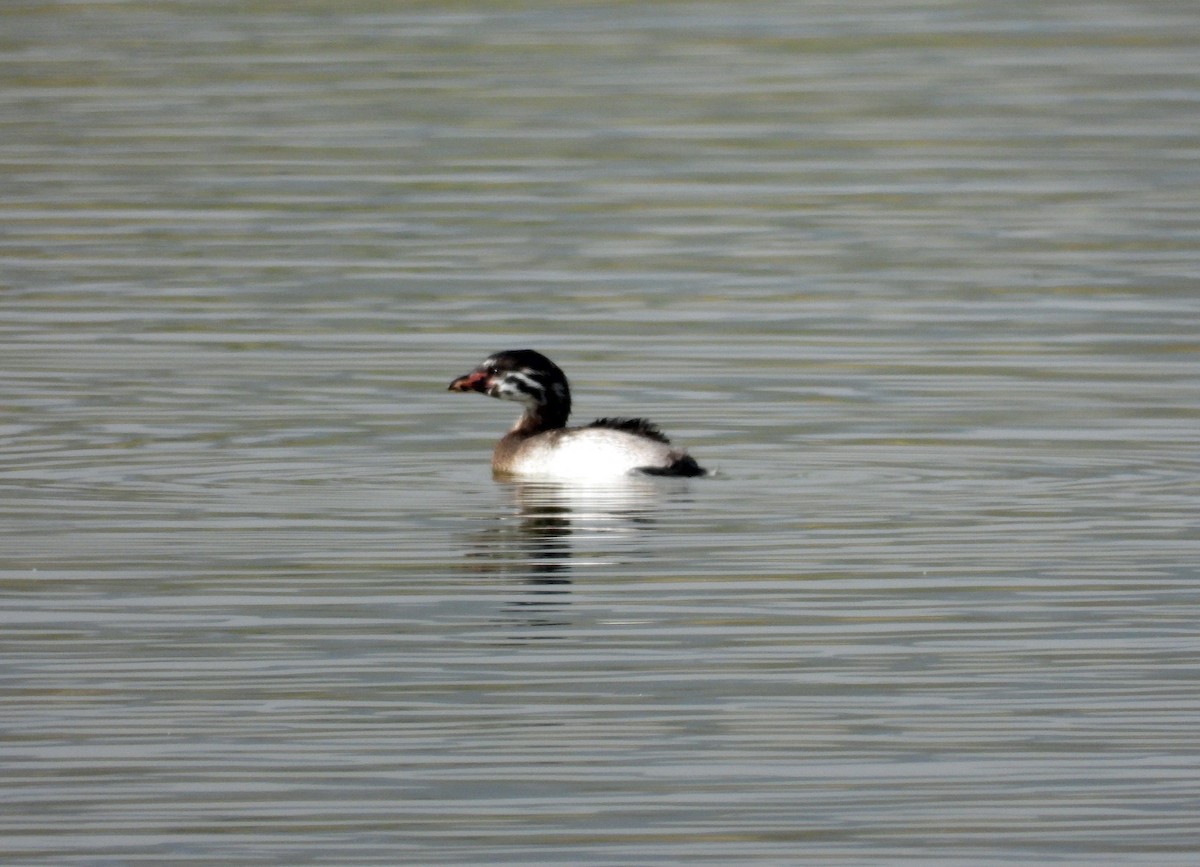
[449,349,705,479]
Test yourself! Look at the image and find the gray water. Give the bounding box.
[3,1,1200,864]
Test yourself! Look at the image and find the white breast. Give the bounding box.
[509,428,679,479]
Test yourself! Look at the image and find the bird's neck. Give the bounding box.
[509,402,569,437]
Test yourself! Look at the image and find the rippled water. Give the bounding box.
[3,1,1200,864]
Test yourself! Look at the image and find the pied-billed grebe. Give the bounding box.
[448,349,706,479]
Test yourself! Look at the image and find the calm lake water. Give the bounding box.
[3,1,1200,864]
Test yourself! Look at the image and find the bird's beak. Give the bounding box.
[448,368,490,393]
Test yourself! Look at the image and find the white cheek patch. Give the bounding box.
[496,370,545,406]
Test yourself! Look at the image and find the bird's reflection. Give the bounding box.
[465,477,686,641]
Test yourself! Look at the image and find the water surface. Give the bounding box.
[3,1,1200,864]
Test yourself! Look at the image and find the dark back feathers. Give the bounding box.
[586,417,672,444]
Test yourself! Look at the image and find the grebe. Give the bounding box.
[448,349,706,479]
